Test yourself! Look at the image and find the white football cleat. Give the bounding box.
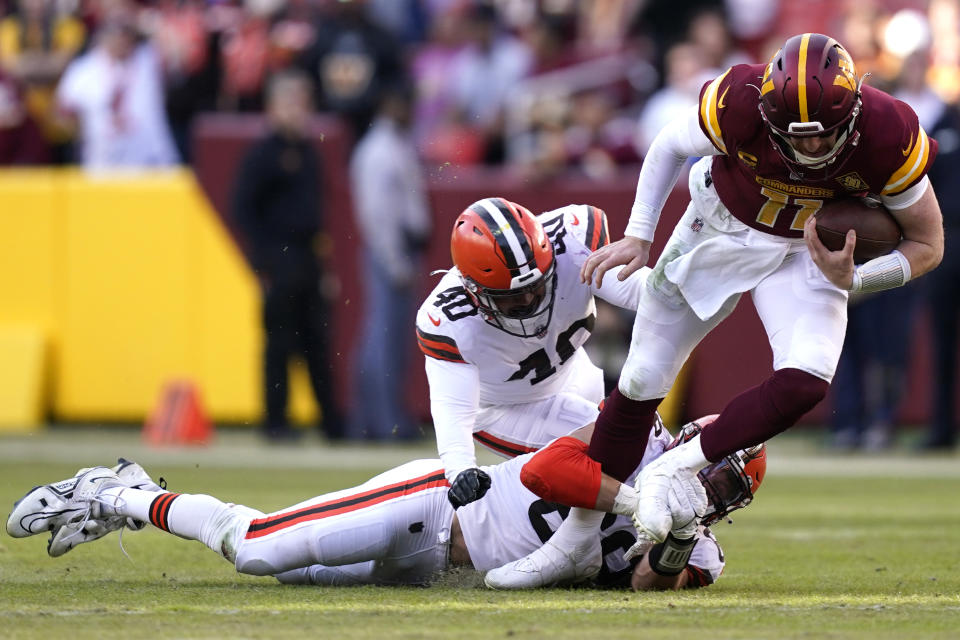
[484,541,601,589]
[47,516,127,557]
[47,458,168,556]
[113,458,165,493]
[112,458,165,531]
[6,466,121,539]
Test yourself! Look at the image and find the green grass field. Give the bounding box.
[1,428,958,639]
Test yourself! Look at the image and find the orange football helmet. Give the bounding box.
[450,197,557,337]
[759,33,865,178]
[669,414,767,526]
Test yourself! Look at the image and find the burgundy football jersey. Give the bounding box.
[697,64,937,238]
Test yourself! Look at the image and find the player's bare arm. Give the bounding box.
[804,184,944,290]
[889,183,944,279]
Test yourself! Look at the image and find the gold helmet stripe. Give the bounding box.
[797,33,812,122]
[882,127,931,194]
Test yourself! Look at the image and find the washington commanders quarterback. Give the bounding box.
[488,32,944,588]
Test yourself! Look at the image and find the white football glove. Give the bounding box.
[667,474,707,540]
[624,456,708,561]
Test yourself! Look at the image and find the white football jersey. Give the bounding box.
[417,205,649,477]
[457,426,726,587]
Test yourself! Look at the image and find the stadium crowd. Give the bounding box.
[0,0,956,450]
[0,0,955,172]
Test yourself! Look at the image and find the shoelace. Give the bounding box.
[55,493,135,561]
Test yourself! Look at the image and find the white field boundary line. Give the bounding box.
[0,433,957,477]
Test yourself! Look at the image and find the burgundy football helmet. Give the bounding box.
[668,415,767,526]
[759,33,865,178]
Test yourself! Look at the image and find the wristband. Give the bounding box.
[850,250,911,293]
[646,532,697,576]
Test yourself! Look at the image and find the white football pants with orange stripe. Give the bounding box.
[236,460,454,585]
[472,352,605,458]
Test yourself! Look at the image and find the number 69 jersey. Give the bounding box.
[416,205,649,480]
[458,427,725,588]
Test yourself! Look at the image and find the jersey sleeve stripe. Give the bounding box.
[598,209,609,247]
[882,127,930,194]
[244,470,448,539]
[418,341,466,363]
[416,327,459,349]
[683,565,715,589]
[416,329,466,362]
[473,430,539,457]
[585,206,608,251]
[699,69,729,154]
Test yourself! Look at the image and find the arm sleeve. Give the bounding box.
[590,265,651,310]
[425,356,482,483]
[625,107,719,241]
[685,526,724,588]
[881,175,929,210]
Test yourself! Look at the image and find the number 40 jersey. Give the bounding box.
[415,205,649,475]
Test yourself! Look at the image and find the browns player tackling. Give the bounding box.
[6,417,765,591]
[488,33,944,588]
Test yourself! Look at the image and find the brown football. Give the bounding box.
[814,198,902,264]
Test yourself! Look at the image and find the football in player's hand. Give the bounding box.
[814,198,902,264]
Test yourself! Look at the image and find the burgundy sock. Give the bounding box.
[700,368,829,461]
[586,388,661,482]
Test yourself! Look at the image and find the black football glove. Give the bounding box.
[447,468,491,509]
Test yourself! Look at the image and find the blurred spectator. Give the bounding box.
[686,7,750,72]
[0,0,86,162]
[219,4,271,112]
[828,47,945,452]
[575,0,646,57]
[635,42,710,155]
[150,0,221,162]
[0,67,49,163]
[55,17,179,169]
[722,0,778,62]
[411,3,478,164]
[450,2,532,163]
[829,284,919,451]
[232,70,345,443]
[564,88,639,179]
[348,82,431,440]
[893,49,960,451]
[366,0,429,44]
[297,0,404,140]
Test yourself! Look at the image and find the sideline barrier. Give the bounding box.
[0,168,319,424]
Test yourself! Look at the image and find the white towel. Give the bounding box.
[664,225,791,321]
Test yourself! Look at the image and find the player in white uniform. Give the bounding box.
[6,419,765,591]
[415,197,647,511]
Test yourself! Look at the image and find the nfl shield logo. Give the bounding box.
[691,217,704,233]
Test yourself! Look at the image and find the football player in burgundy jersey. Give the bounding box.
[489,33,944,588]
[6,418,765,591]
